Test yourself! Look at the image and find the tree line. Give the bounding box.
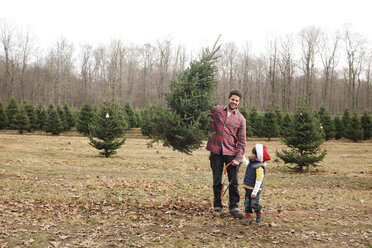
[1,21,371,114]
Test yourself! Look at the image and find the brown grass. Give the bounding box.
[0,131,371,247]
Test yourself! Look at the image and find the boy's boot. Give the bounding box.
[242,213,253,225]
[256,211,263,222]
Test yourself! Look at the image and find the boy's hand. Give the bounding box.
[251,194,256,199]
[231,160,239,166]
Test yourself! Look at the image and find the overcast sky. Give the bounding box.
[1,0,372,53]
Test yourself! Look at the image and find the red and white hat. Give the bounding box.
[256,144,271,163]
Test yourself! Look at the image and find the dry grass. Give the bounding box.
[0,131,371,247]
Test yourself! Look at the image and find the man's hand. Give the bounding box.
[251,194,256,199]
[231,160,239,166]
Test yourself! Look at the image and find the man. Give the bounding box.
[207,90,246,219]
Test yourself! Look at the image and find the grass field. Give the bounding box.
[0,130,371,247]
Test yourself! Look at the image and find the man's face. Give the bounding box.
[228,95,240,110]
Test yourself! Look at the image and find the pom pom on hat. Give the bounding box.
[256,144,271,163]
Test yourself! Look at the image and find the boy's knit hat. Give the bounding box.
[256,144,271,163]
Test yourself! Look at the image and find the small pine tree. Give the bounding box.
[140,103,161,137]
[0,101,8,129]
[262,107,280,140]
[349,112,364,142]
[276,99,327,172]
[36,103,47,131]
[334,116,344,140]
[281,113,292,137]
[88,101,127,157]
[63,103,75,130]
[254,114,264,138]
[342,109,353,140]
[134,110,142,128]
[57,105,68,131]
[11,107,30,134]
[6,97,19,129]
[77,102,95,136]
[361,110,372,140]
[318,106,335,141]
[239,105,253,137]
[23,101,38,131]
[45,105,63,135]
[274,106,284,135]
[124,102,136,128]
[249,106,258,135]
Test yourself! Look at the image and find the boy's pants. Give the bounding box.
[244,188,262,213]
[210,152,240,211]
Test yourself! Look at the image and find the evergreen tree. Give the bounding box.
[11,107,30,134]
[239,105,253,137]
[88,101,127,157]
[151,41,221,154]
[276,100,327,172]
[281,113,292,137]
[64,103,75,130]
[274,106,284,135]
[262,107,280,140]
[36,103,47,131]
[6,97,19,129]
[140,103,162,137]
[318,106,335,141]
[77,102,95,136]
[134,110,142,128]
[249,106,258,135]
[342,109,353,140]
[57,105,68,131]
[124,102,136,128]
[45,104,63,135]
[333,116,344,140]
[361,110,372,140]
[0,101,8,129]
[23,101,38,131]
[349,112,364,142]
[254,114,264,138]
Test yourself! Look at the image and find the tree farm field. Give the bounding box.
[0,131,371,247]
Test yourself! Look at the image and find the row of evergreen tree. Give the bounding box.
[1,97,371,143]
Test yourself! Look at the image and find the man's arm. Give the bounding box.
[234,117,246,163]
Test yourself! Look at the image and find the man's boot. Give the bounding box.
[242,213,253,225]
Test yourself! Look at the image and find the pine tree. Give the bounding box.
[45,104,63,135]
[342,109,353,140]
[318,106,335,141]
[361,110,372,140]
[334,116,344,140]
[239,105,253,137]
[274,106,284,135]
[254,114,264,137]
[140,103,162,137]
[88,101,127,157]
[77,102,95,136]
[6,97,19,129]
[57,105,68,131]
[23,101,38,131]
[262,107,280,140]
[151,41,221,154]
[11,107,30,134]
[349,112,363,142]
[281,113,292,137]
[276,100,327,172]
[0,101,8,129]
[36,103,47,131]
[64,103,75,130]
[249,106,258,135]
[124,102,136,128]
[134,110,142,128]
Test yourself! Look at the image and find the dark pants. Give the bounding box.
[244,188,262,213]
[210,152,240,211]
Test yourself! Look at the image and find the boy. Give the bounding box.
[242,144,271,225]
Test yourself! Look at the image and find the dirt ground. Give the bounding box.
[0,130,371,247]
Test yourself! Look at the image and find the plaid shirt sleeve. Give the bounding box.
[234,116,246,162]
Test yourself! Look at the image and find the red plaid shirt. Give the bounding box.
[206,105,246,162]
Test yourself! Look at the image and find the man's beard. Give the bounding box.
[228,104,237,110]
